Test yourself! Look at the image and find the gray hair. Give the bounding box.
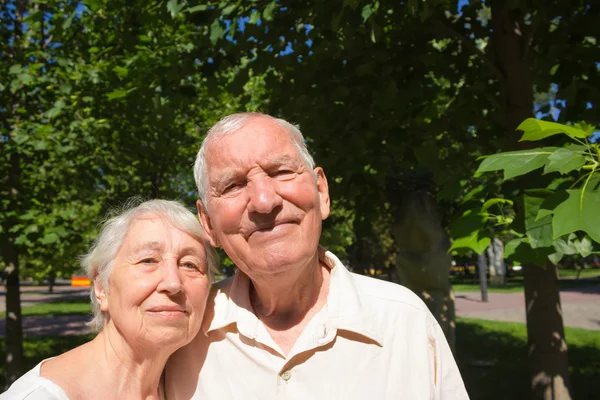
[81,198,219,332]
[193,112,316,204]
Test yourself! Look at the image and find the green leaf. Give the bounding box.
[249,10,260,24]
[449,232,490,255]
[62,10,77,30]
[185,5,208,13]
[553,189,600,243]
[518,118,590,141]
[361,4,374,22]
[40,232,59,245]
[223,4,238,15]
[210,19,225,45]
[543,148,587,175]
[573,236,593,257]
[481,198,513,213]
[112,66,129,78]
[477,147,559,180]
[536,190,568,221]
[9,64,22,74]
[106,89,128,100]
[263,1,276,21]
[449,210,490,254]
[523,192,554,248]
[553,237,578,255]
[503,237,552,266]
[46,100,66,119]
[167,0,187,17]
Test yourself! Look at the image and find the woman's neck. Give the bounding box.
[94,326,170,398]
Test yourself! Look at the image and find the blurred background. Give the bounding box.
[1,1,599,399]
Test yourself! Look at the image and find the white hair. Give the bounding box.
[81,198,218,332]
[193,112,316,204]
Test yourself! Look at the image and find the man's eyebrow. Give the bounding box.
[270,155,299,166]
[212,169,242,188]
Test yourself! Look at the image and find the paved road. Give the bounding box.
[1,281,599,336]
[455,283,600,330]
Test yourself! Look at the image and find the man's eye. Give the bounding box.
[273,170,295,178]
[223,181,245,193]
[140,258,158,264]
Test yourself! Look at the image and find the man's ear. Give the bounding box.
[314,167,330,220]
[197,199,220,247]
[94,276,108,312]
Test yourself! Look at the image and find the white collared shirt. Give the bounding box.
[166,251,469,400]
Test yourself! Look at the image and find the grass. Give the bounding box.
[456,318,600,400]
[0,298,91,319]
[452,275,600,293]
[559,269,600,278]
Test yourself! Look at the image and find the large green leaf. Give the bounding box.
[543,148,587,175]
[518,118,590,141]
[477,147,559,180]
[449,232,490,255]
[523,191,554,248]
[552,189,600,243]
[449,209,490,254]
[503,237,553,266]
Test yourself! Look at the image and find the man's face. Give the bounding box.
[198,117,330,280]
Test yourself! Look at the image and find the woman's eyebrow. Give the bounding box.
[130,241,163,253]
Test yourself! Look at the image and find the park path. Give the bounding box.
[0,280,599,336]
[0,284,93,337]
[455,283,600,330]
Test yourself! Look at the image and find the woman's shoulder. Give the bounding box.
[0,360,69,400]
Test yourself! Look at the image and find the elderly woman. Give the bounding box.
[1,199,217,400]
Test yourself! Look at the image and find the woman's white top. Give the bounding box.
[0,359,69,400]
[0,359,166,399]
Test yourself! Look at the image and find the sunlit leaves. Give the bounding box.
[518,118,591,141]
[544,148,587,174]
[552,189,600,243]
[476,147,559,179]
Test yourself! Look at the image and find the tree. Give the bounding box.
[199,1,599,396]
[0,0,250,385]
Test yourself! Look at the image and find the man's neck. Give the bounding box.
[248,254,331,354]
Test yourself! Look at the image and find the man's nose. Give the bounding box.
[156,260,183,295]
[247,177,283,214]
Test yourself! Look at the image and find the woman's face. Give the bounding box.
[99,215,211,351]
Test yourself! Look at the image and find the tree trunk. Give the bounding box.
[2,149,24,388]
[2,241,24,389]
[487,237,506,286]
[391,191,456,352]
[491,3,572,398]
[524,263,571,399]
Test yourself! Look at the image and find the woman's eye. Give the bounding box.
[182,262,198,270]
[140,258,158,264]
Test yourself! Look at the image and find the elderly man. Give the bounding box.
[166,112,469,399]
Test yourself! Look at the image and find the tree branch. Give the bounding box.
[431,17,505,81]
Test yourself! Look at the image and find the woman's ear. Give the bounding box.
[94,276,109,312]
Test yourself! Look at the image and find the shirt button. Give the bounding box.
[281,370,292,381]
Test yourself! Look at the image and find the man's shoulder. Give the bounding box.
[349,271,429,313]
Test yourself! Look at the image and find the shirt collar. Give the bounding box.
[204,250,383,346]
